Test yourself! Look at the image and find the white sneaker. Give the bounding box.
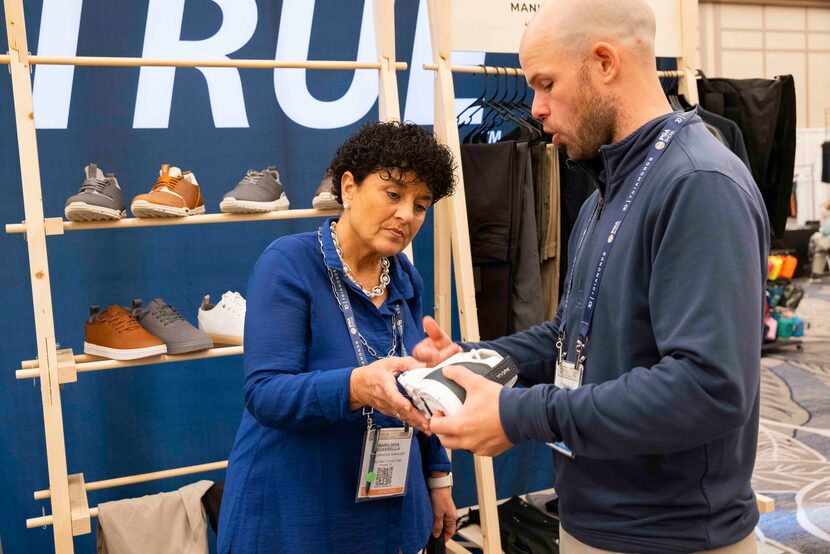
[397,349,518,418]
[198,291,246,345]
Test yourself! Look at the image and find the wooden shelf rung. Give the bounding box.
[0,54,407,71]
[6,208,341,235]
[16,345,243,380]
[34,460,228,501]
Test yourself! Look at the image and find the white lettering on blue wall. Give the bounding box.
[31,0,83,129]
[273,0,378,129]
[133,0,257,128]
[31,0,484,130]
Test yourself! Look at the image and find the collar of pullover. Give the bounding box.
[567,108,697,197]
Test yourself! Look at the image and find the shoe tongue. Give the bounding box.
[85,163,104,180]
[103,305,127,320]
[159,164,183,178]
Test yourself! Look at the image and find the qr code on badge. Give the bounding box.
[376,466,394,488]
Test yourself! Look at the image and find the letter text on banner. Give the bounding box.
[133,0,257,129]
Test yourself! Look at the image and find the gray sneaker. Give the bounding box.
[64,164,126,221]
[312,173,340,210]
[132,298,213,354]
[219,166,289,213]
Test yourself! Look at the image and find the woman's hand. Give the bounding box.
[428,480,457,542]
[412,316,462,367]
[349,356,430,432]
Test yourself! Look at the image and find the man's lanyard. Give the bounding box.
[557,110,695,364]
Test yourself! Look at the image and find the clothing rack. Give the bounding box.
[422,63,692,80]
[3,0,452,551]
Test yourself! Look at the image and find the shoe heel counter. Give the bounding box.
[484,356,519,387]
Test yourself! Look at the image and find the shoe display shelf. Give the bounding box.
[1,1,480,552]
[6,208,343,235]
[15,346,244,380]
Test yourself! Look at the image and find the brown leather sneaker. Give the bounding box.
[131,164,206,217]
[84,305,167,360]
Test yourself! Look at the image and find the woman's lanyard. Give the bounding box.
[556,110,695,370]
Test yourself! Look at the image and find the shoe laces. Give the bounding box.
[152,303,186,327]
[151,174,183,192]
[240,169,262,186]
[221,291,246,318]
[103,309,142,333]
[78,177,110,195]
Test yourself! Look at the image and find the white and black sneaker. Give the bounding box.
[64,164,126,221]
[398,349,519,418]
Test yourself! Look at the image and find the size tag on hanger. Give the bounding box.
[355,427,413,502]
[554,359,583,390]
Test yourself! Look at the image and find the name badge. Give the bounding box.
[355,427,413,502]
[554,360,583,390]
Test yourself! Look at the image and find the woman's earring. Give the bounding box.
[343,201,350,210]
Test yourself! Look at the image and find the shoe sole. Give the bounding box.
[204,332,243,346]
[312,193,340,210]
[84,341,167,360]
[164,338,214,355]
[131,200,206,218]
[65,202,125,221]
[219,194,290,214]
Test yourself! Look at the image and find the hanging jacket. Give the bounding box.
[697,73,796,237]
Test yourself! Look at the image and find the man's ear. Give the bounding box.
[590,41,621,84]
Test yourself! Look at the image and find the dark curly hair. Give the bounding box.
[326,121,456,205]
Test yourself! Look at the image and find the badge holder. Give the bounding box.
[355,407,413,502]
[554,336,585,391]
[551,336,584,459]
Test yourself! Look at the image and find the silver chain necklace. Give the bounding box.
[330,221,390,299]
[317,225,400,360]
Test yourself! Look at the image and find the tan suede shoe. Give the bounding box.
[84,305,167,360]
[131,164,205,217]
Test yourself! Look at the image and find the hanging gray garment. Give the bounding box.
[511,141,545,332]
[96,480,213,554]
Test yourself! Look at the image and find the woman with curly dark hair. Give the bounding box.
[218,121,458,553]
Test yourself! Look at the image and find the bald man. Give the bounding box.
[412,0,770,552]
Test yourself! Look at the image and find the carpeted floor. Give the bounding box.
[755,276,830,554]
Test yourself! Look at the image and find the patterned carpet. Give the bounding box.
[755,277,830,554]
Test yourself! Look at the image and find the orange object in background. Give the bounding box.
[768,256,784,280]
[779,255,798,279]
